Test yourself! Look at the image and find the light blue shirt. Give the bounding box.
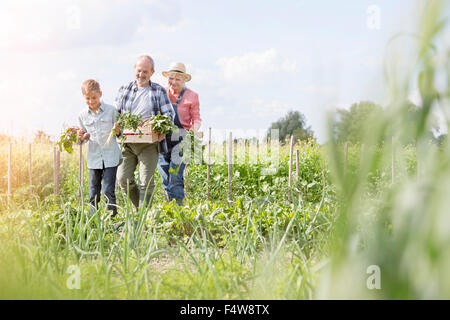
[78,102,123,169]
[130,86,155,120]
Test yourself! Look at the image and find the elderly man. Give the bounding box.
[115,55,175,209]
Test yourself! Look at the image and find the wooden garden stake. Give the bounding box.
[207,127,211,201]
[185,165,189,199]
[8,142,12,198]
[53,147,60,195]
[288,135,294,203]
[296,149,299,180]
[79,143,84,201]
[228,132,233,202]
[29,143,32,187]
[257,139,260,162]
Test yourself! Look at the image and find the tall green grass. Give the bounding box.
[0,194,334,299]
[317,0,450,299]
[0,138,336,299]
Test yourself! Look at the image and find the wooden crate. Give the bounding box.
[120,126,159,143]
[119,128,204,144]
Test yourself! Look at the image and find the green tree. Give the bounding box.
[334,101,383,144]
[399,101,440,145]
[334,100,440,144]
[267,110,314,143]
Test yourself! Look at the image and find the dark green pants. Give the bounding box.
[117,143,159,209]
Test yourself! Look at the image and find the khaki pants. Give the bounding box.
[117,143,159,209]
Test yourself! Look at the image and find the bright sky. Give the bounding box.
[0,0,447,143]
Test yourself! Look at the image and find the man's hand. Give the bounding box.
[114,123,120,136]
[157,132,165,142]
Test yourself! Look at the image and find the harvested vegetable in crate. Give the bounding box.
[149,114,177,134]
[106,112,176,146]
[105,112,143,146]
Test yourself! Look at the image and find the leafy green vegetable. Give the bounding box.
[56,128,79,154]
[149,114,176,134]
[106,112,143,146]
[117,112,143,133]
[107,112,175,146]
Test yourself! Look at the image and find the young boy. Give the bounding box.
[77,79,122,217]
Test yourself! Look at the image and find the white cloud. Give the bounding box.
[249,99,294,118]
[205,106,225,117]
[297,84,338,97]
[216,48,298,83]
[0,0,181,51]
[151,73,168,87]
[135,17,193,35]
[57,69,78,81]
[185,65,216,87]
[360,55,384,69]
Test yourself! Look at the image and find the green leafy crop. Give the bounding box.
[116,112,143,133]
[149,114,176,134]
[56,128,79,154]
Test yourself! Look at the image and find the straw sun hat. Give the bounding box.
[162,62,191,82]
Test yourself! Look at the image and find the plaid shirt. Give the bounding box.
[115,80,175,153]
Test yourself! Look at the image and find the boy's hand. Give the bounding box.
[77,129,85,141]
[114,123,120,136]
[83,132,90,141]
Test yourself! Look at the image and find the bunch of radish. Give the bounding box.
[56,128,80,154]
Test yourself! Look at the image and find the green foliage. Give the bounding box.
[114,112,175,146]
[0,191,335,299]
[56,128,79,154]
[334,101,383,144]
[0,134,335,299]
[268,110,314,143]
[334,100,440,146]
[115,112,143,145]
[117,112,142,132]
[149,114,176,134]
[184,140,329,205]
[320,0,450,299]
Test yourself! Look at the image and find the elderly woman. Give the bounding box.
[158,62,201,206]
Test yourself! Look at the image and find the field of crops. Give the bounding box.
[0,139,336,299]
[0,0,449,300]
[0,133,443,300]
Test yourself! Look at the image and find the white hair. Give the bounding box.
[136,55,155,71]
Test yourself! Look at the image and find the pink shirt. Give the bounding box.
[168,87,201,131]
